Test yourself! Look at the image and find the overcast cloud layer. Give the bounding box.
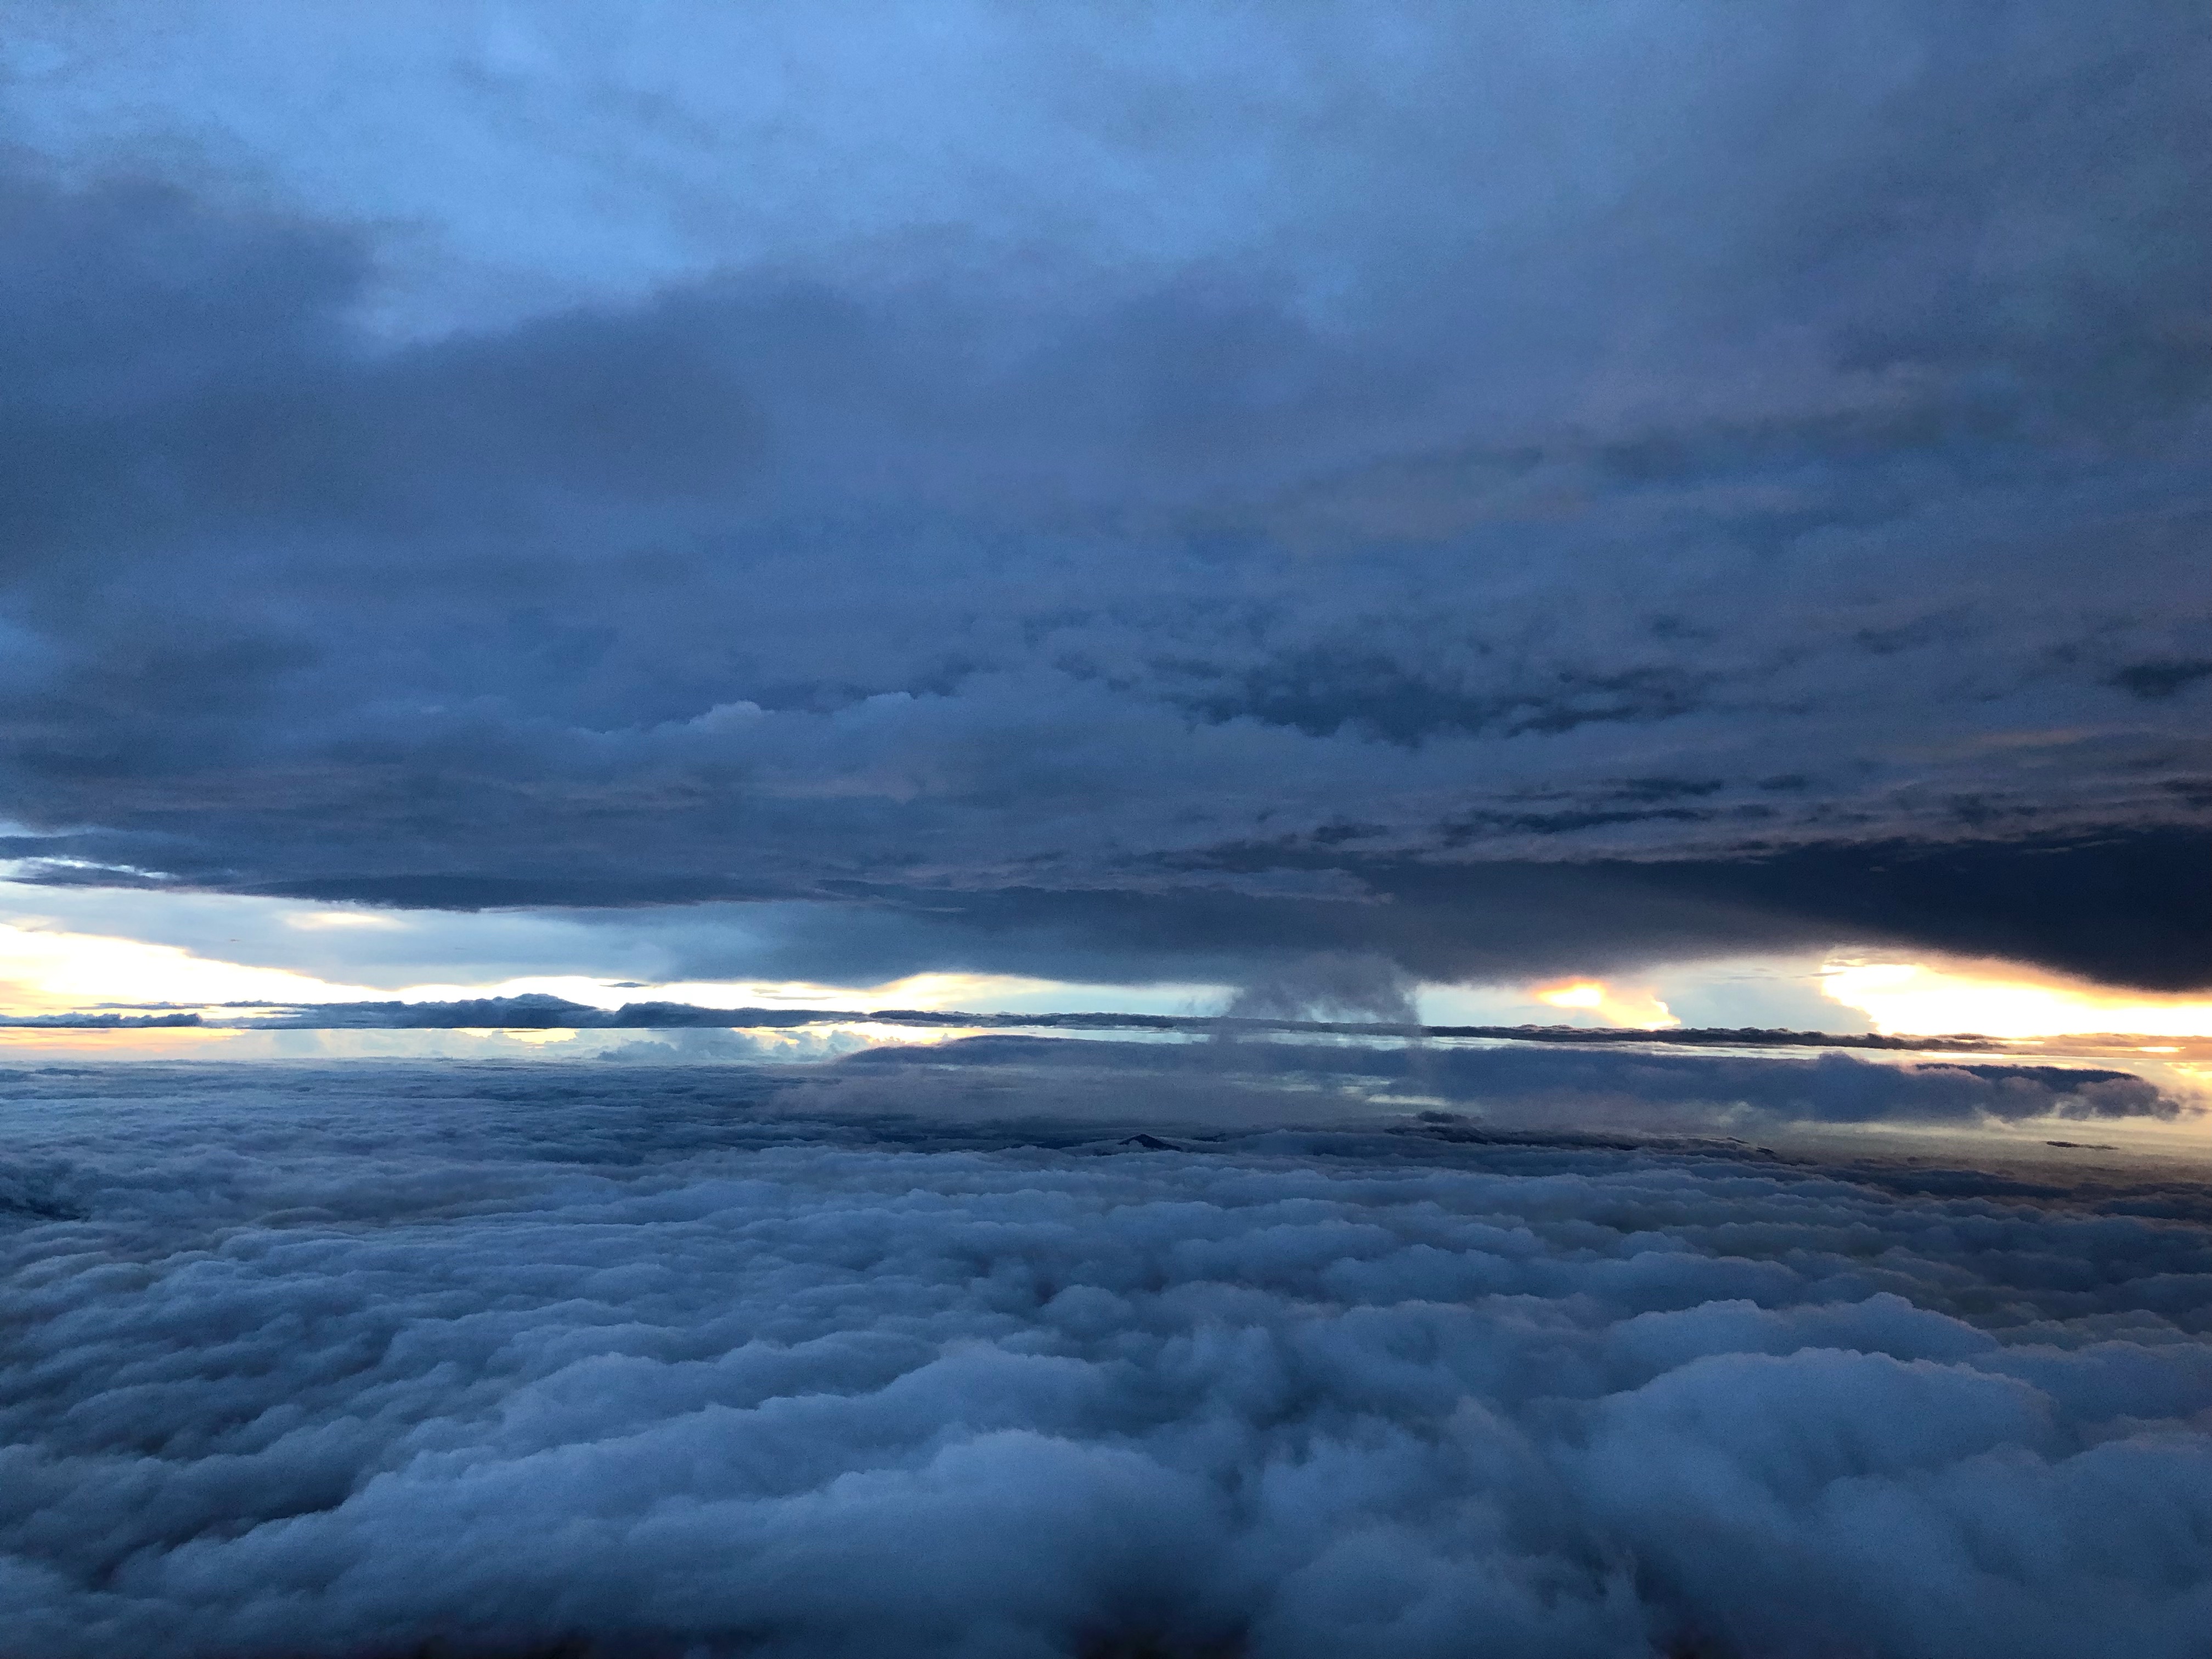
[1,2,2207,989]
[1,1058,2208,1658]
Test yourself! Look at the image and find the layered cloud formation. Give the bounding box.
[2,1058,2208,1658]
[0,2,2207,989]
[831,1035,2192,1129]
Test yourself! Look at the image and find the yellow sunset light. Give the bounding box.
[1822,961,2212,1039]
[1532,978,1678,1029]
[0,921,379,1015]
[1536,980,1605,1009]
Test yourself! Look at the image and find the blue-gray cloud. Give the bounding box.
[1,1060,2208,1657]
[14,995,2190,1128]
[0,1,2205,988]
[830,1035,2188,1127]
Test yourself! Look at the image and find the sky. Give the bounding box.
[3,15,2210,1657]
[0,0,2207,1026]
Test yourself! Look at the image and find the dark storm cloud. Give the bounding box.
[1,1062,2209,1657]
[1,1,2207,986]
[608,838,2212,997]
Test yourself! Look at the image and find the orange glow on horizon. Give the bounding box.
[1822,961,2212,1039]
[1531,978,1678,1029]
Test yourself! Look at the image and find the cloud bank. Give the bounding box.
[0,1,2205,988]
[3,1060,2209,1657]
[830,1035,2191,1129]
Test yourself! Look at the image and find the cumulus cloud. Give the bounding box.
[1,1060,2207,1658]
[0,3,2204,988]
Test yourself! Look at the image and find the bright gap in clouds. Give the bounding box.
[0,918,385,1013]
[0,916,1206,1024]
[0,898,1771,1035]
[1530,979,1677,1029]
[0,882,1227,1025]
[1822,961,2212,1039]
[13,881,2212,1045]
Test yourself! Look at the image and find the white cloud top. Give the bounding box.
[2,1061,2207,1656]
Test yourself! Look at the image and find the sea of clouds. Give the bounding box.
[2,1054,2209,1658]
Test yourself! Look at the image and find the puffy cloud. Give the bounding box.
[3,1059,2209,1657]
[0,3,2203,989]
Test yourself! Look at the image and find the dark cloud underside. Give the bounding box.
[0,1,2205,987]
